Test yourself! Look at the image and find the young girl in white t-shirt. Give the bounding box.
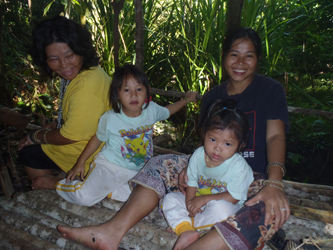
[56,64,197,206]
[163,99,254,249]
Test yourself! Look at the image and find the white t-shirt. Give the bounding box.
[187,146,254,205]
[96,102,170,170]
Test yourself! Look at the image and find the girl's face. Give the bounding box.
[224,38,258,87]
[45,42,83,80]
[204,129,239,168]
[118,77,147,117]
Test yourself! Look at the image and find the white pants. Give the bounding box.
[56,153,138,206]
[163,192,241,234]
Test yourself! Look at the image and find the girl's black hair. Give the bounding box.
[222,27,262,62]
[30,16,99,79]
[202,99,249,151]
[109,64,150,113]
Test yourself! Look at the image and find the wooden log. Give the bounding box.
[288,196,333,211]
[284,180,333,196]
[0,165,14,197]
[3,150,21,187]
[290,204,333,224]
[287,106,333,119]
[154,145,186,155]
[153,134,173,146]
[150,88,333,118]
[151,88,203,100]
[8,192,177,249]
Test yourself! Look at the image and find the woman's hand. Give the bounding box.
[245,184,290,231]
[178,167,188,195]
[66,162,85,182]
[18,135,34,150]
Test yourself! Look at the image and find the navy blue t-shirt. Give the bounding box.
[199,74,289,174]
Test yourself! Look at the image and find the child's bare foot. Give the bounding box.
[173,230,200,250]
[57,225,120,250]
[31,176,61,190]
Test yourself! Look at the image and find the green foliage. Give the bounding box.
[286,113,333,185]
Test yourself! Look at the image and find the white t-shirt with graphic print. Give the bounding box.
[96,102,170,170]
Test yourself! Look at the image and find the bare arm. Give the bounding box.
[179,166,189,195]
[18,129,77,150]
[66,134,102,182]
[166,91,198,116]
[245,119,290,230]
[185,186,199,217]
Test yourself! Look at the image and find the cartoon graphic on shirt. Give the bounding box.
[119,132,152,166]
[197,176,227,195]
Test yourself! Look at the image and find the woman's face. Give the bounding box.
[224,38,258,86]
[45,42,83,80]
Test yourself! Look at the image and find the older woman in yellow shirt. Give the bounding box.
[18,16,111,190]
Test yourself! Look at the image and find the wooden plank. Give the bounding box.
[290,204,333,224]
[150,88,333,118]
[0,165,14,197]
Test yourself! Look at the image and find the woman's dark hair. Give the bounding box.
[202,99,249,151]
[222,27,262,62]
[109,64,150,113]
[30,16,99,78]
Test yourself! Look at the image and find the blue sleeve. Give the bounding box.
[186,149,201,188]
[264,81,290,133]
[96,111,110,142]
[226,156,254,202]
[151,102,170,122]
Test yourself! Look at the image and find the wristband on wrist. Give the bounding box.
[263,179,284,188]
[266,162,286,177]
[29,130,38,144]
[264,183,285,192]
[43,130,50,144]
[34,129,43,144]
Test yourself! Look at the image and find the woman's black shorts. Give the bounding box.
[18,144,60,170]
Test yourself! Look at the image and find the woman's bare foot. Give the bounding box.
[31,176,62,190]
[174,230,200,250]
[57,224,120,250]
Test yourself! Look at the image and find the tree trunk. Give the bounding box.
[112,0,125,70]
[221,0,244,83]
[225,0,244,37]
[27,0,32,23]
[134,0,144,69]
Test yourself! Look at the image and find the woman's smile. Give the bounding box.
[45,42,83,80]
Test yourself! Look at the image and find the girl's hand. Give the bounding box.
[245,184,290,231]
[178,167,188,195]
[18,135,34,150]
[186,196,205,217]
[66,162,85,182]
[185,91,198,103]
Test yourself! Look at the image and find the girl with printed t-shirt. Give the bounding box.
[56,64,197,206]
